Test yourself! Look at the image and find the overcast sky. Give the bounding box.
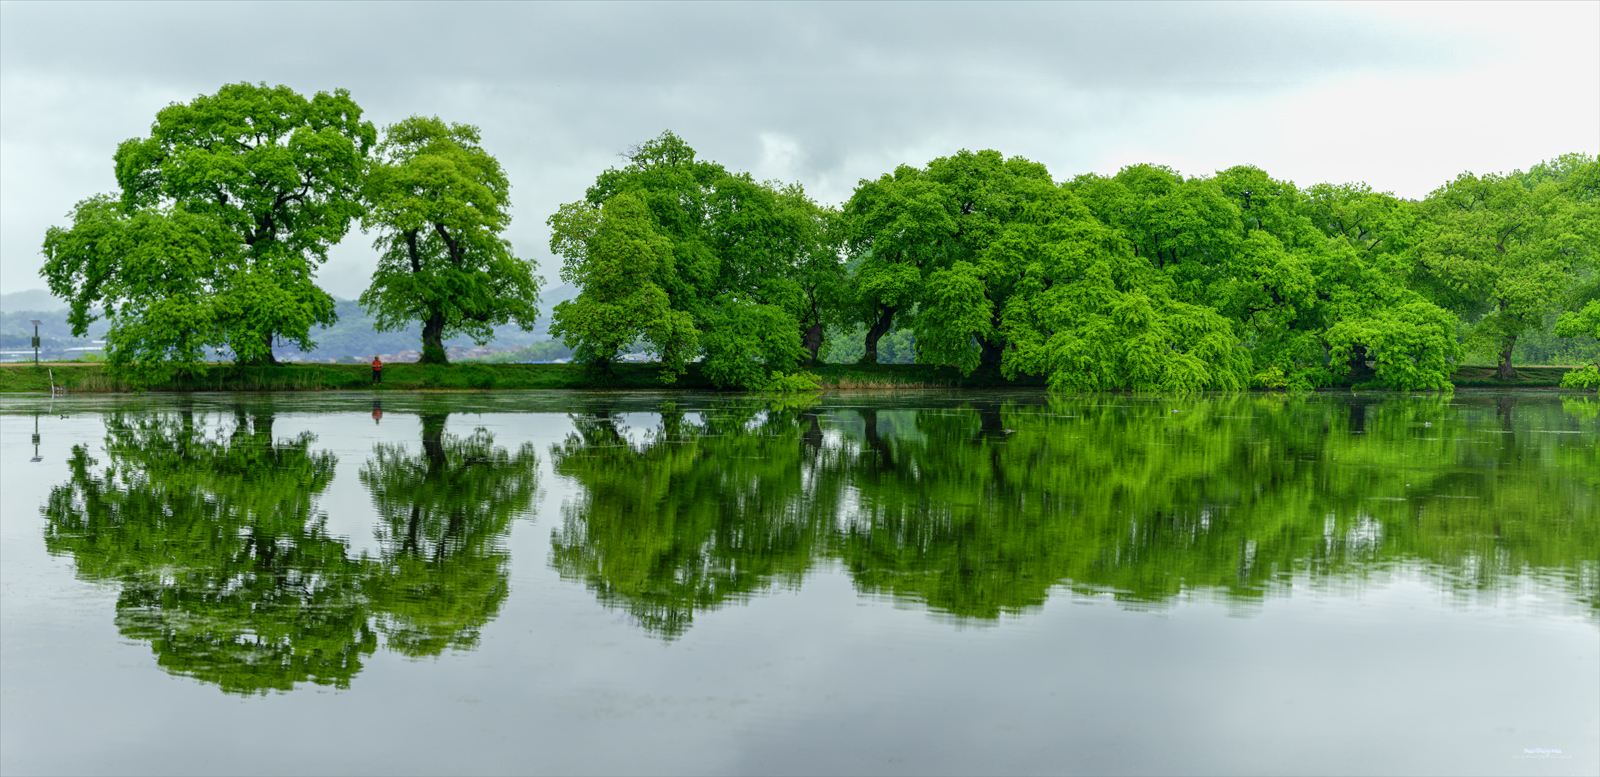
[2,0,1596,301]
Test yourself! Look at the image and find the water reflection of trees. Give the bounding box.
[361,412,539,657]
[38,393,1596,674]
[548,399,838,639]
[42,404,538,694]
[551,393,1598,635]
[43,406,374,694]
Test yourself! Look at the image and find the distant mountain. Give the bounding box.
[0,284,578,361]
[297,283,576,359]
[0,289,65,314]
[0,290,101,359]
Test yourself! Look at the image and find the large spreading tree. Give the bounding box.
[1412,158,1600,380]
[549,192,700,379]
[549,132,834,388]
[359,117,542,364]
[997,191,1251,391]
[42,82,375,372]
[895,150,1061,374]
[839,163,953,365]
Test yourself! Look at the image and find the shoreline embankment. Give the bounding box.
[0,362,1582,394]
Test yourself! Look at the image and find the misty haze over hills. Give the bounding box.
[1,285,575,361]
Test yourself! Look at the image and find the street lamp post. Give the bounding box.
[29,319,43,364]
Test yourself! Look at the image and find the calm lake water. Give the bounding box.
[1,390,1595,776]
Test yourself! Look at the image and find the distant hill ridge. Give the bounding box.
[0,289,65,313]
[2,284,576,360]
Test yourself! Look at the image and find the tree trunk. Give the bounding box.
[1495,395,1516,433]
[976,406,1005,439]
[421,413,448,474]
[1346,344,1370,375]
[799,411,823,451]
[261,333,280,366]
[859,408,894,470]
[802,323,825,365]
[977,308,1005,371]
[1495,336,1518,381]
[403,504,422,555]
[420,311,448,365]
[1347,401,1368,434]
[861,308,896,365]
[255,411,275,444]
[978,336,1004,371]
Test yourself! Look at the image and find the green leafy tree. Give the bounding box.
[997,191,1250,391]
[1068,165,1311,386]
[1413,160,1600,379]
[1548,156,1600,387]
[767,183,847,364]
[699,297,806,389]
[1069,164,1461,391]
[549,193,699,379]
[851,150,1062,374]
[41,197,238,384]
[1070,164,1242,295]
[1556,300,1600,340]
[359,117,542,364]
[1557,296,1600,390]
[690,173,819,381]
[360,412,540,656]
[110,82,376,364]
[1275,176,1461,390]
[1200,166,1325,383]
[1515,152,1600,189]
[552,132,827,387]
[840,165,954,364]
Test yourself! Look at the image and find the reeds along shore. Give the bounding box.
[0,362,1583,394]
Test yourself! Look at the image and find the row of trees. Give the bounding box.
[40,81,1600,390]
[553,137,1599,390]
[42,83,540,382]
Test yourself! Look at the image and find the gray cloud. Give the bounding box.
[3,1,1593,300]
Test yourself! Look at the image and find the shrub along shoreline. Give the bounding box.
[0,361,1580,394]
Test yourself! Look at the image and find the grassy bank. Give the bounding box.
[0,360,1580,394]
[0,361,1019,393]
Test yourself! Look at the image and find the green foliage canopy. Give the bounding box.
[42,83,375,376]
[42,198,238,383]
[549,193,700,380]
[549,133,835,387]
[1413,159,1600,379]
[116,82,375,363]
[359,116,542,364]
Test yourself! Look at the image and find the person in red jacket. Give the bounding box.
[371,356,383,386]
